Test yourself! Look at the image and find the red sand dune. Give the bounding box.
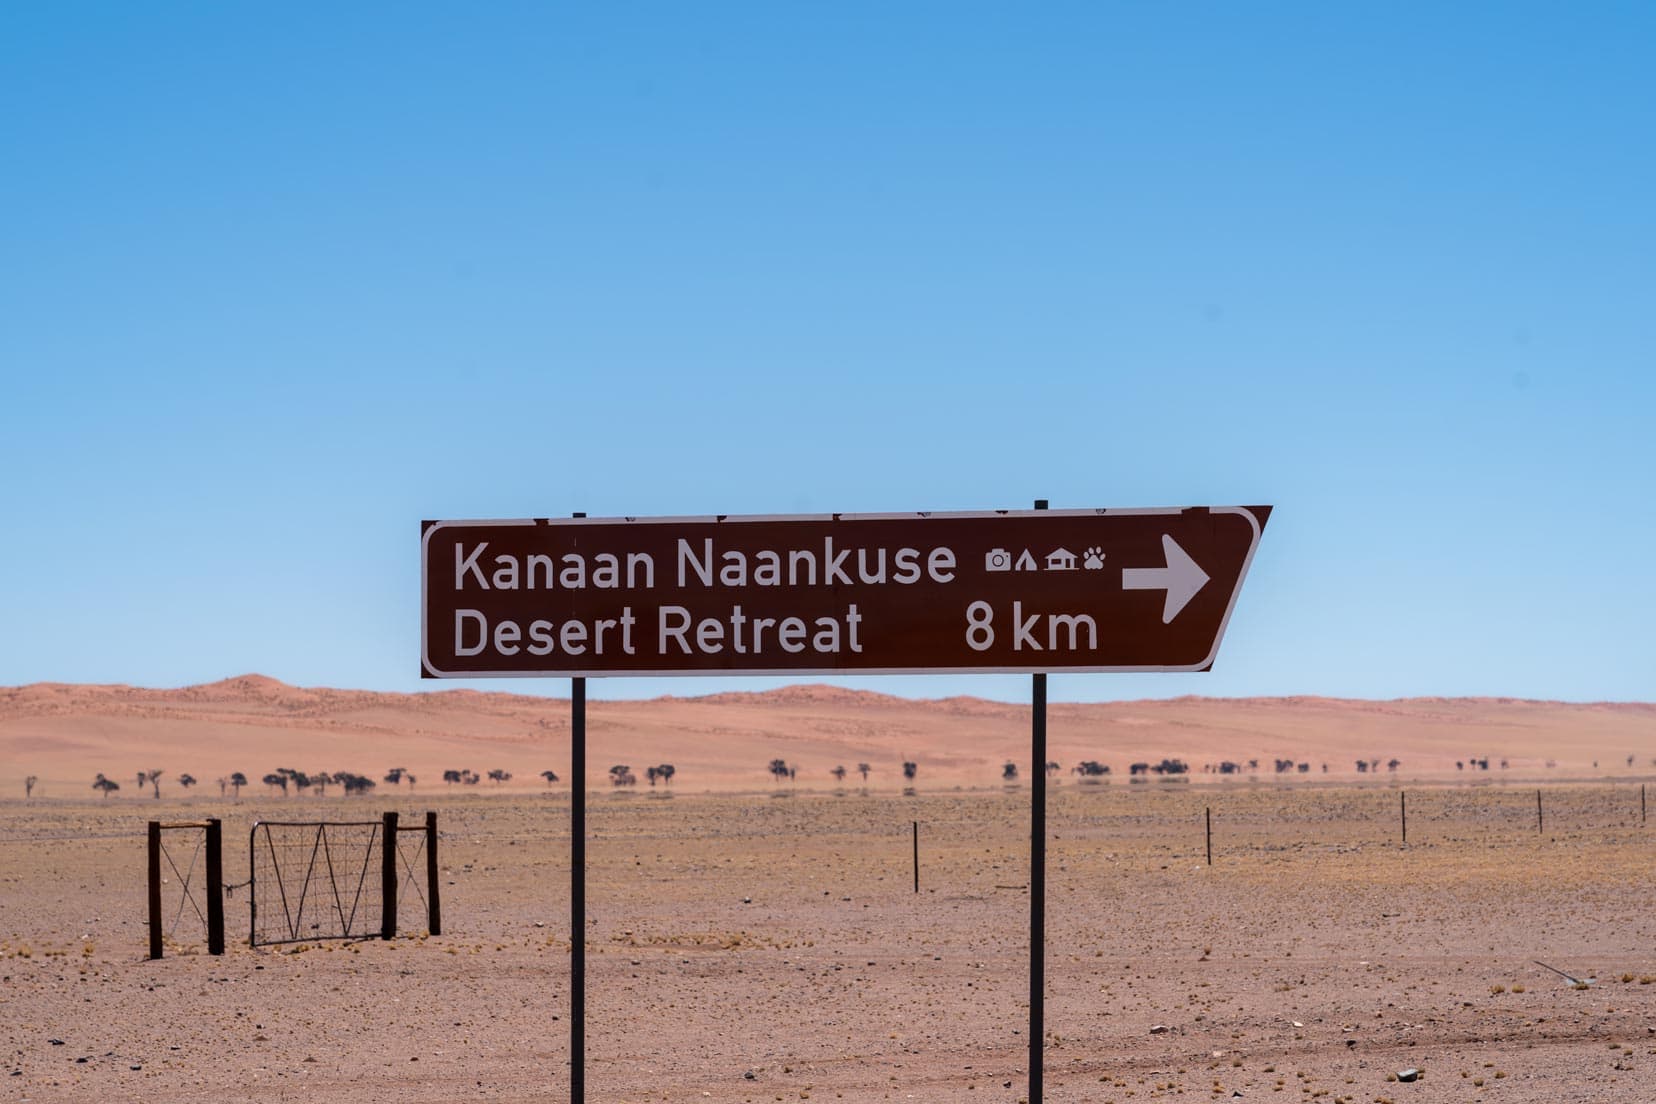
[3,674,1653,798]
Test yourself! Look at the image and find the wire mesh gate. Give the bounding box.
[248,811,440,947]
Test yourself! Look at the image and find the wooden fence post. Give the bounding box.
[1205,807,1212,865]
[148,821,163,960]
[381,811,399,940]
[206,818,224,955]
[426,811,441,936]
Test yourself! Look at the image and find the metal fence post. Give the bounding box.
[426,811,442,936]
[148,821,163,960]
[206,818,224,955]
[381,811,399,940]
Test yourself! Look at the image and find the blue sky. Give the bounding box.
[2,4,1652,703]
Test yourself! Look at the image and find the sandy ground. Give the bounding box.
[3,783,1655,1103]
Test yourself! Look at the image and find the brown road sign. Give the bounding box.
[420,506,1269,678]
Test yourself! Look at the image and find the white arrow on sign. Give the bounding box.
[1121,534,1211,624]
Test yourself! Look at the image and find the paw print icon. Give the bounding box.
[1082,546,1105,570]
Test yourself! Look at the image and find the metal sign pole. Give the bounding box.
[572,675,586,1102]
[571,511,588,1104]
[1029,497,1048,1103]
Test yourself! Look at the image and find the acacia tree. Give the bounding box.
[338,772,376,795]
[831,765,847,783]
[609,765,636,787]
[263,772,288,795]
[443,769,462,787]
[768,759,790,785]
[1046,761,1061,780]
[902,761,918,782]
[857,762,871,782]
[178,773,197,791]
[385,767,408,787]
[657,764,675,787]
[25,775,38,798]
[540,769,559,787]
[1002,762,1018,781]
[93,773,119,798]
[230,771,247,798]
[311,772,333,796]
[488,769,512,784]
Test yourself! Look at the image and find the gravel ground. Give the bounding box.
[3,784,1655,1102]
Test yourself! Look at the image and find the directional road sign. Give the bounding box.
[421,505,1269,678]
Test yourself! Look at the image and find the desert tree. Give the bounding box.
[609,764,636,787]
[768,758,790,785]
[857,762,871,782]
[1073,760,1110,779]
[443,769,462,787]
[461,769,480,785]
[284,769,312,795]
[178,773,197,791]
[338,772,376,795]
[216,776,227,796]
[1387,758,1401,772]
[311,772,334,796]
[540,769,559,787]
[902,761,918,782]
[646,766,661,787]
[230,771,247,797]
[831,765,847,783]
[145,770,163,799]
[1002,761,1018,781]
[263,771,288,795]
[1045,761,1061,780]
[658,764,674,787]
[488,769,512,784]
[25,775,39,798]
[93,773,120,798]
[385,767,408,787]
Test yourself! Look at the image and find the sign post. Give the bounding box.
[421,504,1270,1103]
[1029,499,1048,1102]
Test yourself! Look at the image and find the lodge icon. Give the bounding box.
[1045,548,1077,571]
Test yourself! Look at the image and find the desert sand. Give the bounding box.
[3,680,1656,1102]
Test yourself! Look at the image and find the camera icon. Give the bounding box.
[985,548,1013,572]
